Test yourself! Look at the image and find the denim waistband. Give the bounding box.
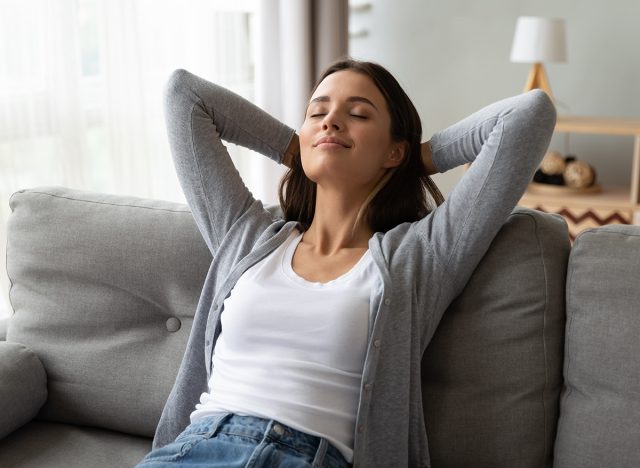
[184,413,351,467]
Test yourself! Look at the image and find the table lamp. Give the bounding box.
[510,16,566,102]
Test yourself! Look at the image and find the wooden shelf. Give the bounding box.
[521,185,636,210]
[556,115,640,136]
[552,115,640,204]
[519,114,640,239]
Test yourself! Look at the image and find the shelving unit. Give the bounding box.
[518,115,640,240]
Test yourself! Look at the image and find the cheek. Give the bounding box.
[298,127,314,169]
[355,132,392,167]
[297,127,316,178]
[364,127,391,149]
[298,121,316,151]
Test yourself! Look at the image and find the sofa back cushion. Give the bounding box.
[6,187,211,438]
[422,208,570,467]
[554,225,640,467]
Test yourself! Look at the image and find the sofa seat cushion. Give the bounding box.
[554,225,640,467]
[422,207,570,467]
[0,421,151,468]
[0,342,47,439]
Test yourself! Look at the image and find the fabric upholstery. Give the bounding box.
[422,208,570,467]
[0,421,151,467]
[0,317,8,341]
[13,185,630,467]
[5,186,212,438]
[0,342,47,439]
[554,225,640,468]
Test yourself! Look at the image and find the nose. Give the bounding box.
[322,111,342,131]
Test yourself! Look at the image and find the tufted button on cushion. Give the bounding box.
[165,317,181,332]
[5,187,209,440]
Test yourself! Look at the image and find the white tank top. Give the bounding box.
[189,227,381,462]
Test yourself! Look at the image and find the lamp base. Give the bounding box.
[524,63,555,102]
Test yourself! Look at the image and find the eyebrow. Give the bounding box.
[308,95,378,110]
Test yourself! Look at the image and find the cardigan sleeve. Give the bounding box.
[414,89,556,333]
[163,69,296,254]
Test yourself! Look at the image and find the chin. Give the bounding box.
[300,156,330,183]
[301,155,372,187]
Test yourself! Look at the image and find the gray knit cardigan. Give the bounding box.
[153,69,556,467]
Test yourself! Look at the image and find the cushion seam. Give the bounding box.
[531,212,551,461]
[13,190,191,214]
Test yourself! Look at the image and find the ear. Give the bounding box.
[382,141,408,169]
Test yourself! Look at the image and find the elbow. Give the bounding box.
[166,69,191,92]
[523,88,557,135]
[163,68,194,109]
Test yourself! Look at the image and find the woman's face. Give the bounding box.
[298,70,404,192]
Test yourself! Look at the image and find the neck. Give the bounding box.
[302,186,373,255]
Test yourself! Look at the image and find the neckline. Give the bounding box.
[281,229,372,289]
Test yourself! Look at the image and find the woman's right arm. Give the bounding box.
[282,133,300,169]
[163,69,296,254]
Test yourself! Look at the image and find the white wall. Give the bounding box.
[349,0,640,195]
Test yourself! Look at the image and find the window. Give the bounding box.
[0,0,260,317]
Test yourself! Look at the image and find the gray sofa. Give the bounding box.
[0,186,638,468]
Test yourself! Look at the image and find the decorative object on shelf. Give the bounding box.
[533,151,600,193]
[535,150,566,185]
[564,160,596,188]
[540,150,566,176]
[520,114,640,240]
[532,150,599,193]
[510,16,567,103]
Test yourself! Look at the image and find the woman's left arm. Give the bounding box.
[421,139,438,176]
[414,89,556,334]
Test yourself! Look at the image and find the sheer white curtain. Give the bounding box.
[0,0,348,318]
[0,0,260,317]
[254,0,349,203]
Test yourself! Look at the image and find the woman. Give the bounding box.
[137,59,556,467]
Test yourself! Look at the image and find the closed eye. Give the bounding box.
[309,113,367,119]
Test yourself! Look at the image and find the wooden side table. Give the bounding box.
[518,115,640,240]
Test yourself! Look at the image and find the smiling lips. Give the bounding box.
[314,136,352,148]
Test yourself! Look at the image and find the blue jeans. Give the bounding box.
[136,413,351,468]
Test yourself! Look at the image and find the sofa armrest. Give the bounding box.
[0,317,8,341]
[0,342,47,440]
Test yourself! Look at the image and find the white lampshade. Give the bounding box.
[510,16,567,63]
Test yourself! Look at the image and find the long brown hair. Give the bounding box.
[278,58,444,234]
